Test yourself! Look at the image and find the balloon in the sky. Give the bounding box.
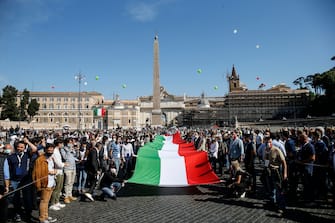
[256,76,260,80]
[122,84,127,88]
[95,75,99,80]
[256,44,260,49]
[233,29,238,34]
[197,68,202,74]
[214,85,218,90]
[84,81,88,86]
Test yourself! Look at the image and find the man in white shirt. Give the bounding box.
[49,139,68,211]
[121,137,137,178]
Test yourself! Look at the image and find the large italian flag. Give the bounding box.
[128,132,220,187]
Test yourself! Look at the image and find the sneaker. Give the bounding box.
[47,217,57,222]
[69,196,77,201]
[14,214,22,222]
[240,192,246,198]
[63,197,71,204]
[49,205,61,211]
[84,193,95,202]
[55,203,66,208]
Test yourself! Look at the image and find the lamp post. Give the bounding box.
[75,73,86,130]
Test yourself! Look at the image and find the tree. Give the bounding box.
[27,99,40,121]
[19,89,30,121]
[0,85,19,120]
[320,69,335,98]
[307,57,335,115]
[293,76,305,89]
[304,74,314,92]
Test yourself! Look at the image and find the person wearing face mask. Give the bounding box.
[60,138,78,204]
[4,139,37,222]
[32,143,57,223]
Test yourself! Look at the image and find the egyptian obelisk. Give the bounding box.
[151,35,161,126]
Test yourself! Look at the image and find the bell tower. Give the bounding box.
[227,65,243,92]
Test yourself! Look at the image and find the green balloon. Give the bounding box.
[95,75,99,80]
[122,84,127,88]
[214,86,218,90]
[197,68,202,74]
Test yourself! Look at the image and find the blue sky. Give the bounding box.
[0,0,334,100]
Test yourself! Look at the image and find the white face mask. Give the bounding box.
[4,149,11,154]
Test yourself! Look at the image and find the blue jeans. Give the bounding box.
[269,169,286,210]
[113,158,121,174]
[225,154,230,169]
[11,177,33,216]
[101,182,122,198]
[77,169,87,191]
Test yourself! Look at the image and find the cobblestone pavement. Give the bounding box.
[27,183,334,223]
[7,166,335,223]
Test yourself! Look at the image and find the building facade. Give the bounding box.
[10,64,310,130]
[17,91,104,129]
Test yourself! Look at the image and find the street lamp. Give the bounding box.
[75,73,86,130]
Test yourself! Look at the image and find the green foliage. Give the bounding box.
[19,89,30,121]
[27,99,40,120]
[0,85,19,120]
[293,76,305,89]
[0,86,40,121]
[305,56,335,115]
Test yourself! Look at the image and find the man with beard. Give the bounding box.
[32,143,57,223]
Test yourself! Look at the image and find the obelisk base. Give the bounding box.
[151,109,162,126]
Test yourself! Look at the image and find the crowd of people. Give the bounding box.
[0,126,147,223]
[188,126,335,213]
[0,124,334,222]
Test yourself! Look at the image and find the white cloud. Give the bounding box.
[126,0,176,22]
[127,2,158,22]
